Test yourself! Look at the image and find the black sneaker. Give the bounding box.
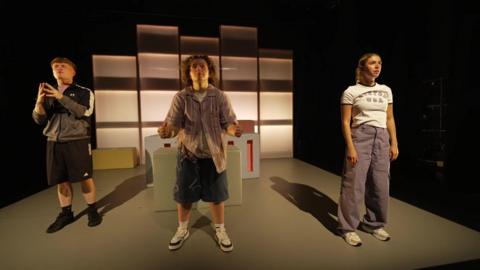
[87,211,103,227]
[46,211,74,233]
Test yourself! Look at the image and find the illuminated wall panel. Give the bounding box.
[93,25,294,167]
[140,91,177,122]
[137,25,180,163]
[95,91,139,122]
[227,92,258,120]
[96,128,140,150]
[92,55,139,150]
[259,92,292,120]
[222,57,257,79]
[220,25,259,159]
[259,49,293,158]
[137,53,179,89]
[259,125,293,158]
[93,55,137,78]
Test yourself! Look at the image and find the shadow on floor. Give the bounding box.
[75,174,147,220]
[192,214,214,238]
[270,176,339,235]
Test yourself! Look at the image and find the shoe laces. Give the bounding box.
[345,232,361,242]
[216,227,231,245]
[173,227,188,240]
[374,228,389,237]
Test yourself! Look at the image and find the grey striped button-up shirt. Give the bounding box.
[164,84,238,173]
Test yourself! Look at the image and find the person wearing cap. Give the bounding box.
[33,57,102,233]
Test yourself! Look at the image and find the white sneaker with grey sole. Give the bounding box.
[169,227,189,250]
[215,227,234,252]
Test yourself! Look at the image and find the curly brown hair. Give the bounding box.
[181,55,217,87]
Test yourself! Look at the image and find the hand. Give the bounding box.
[42,82,63,100]
[390,145,399,161]
[346,147,358,167]
[234,125,242,137]
[157,122,170,138]
[36,83,46,104]
[227,124,242,137]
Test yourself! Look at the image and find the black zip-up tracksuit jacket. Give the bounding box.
[32,83,94,142]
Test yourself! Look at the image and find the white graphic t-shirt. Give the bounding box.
[341,83,393,128]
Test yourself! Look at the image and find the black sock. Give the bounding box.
[61,205,72,214]
[87,203,97,212]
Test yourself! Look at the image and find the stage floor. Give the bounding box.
[1,158,479,269]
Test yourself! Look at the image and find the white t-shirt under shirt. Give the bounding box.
[341,83,393,128]
[194,90,211,158]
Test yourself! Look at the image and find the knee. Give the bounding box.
[81,182,93,193]
[80,178,95,192]
[181,203,193,210]
[58,183,71,195]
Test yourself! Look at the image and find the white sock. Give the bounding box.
[179,221,189,229]
[214,223,225,231]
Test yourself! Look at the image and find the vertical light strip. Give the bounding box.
[220,25,259,131]
[92,55,138,150]
[137,25,179,163]
[259,49,293,158]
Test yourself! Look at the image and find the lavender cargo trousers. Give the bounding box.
[337,124,391,233]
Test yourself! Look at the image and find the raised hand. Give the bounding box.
[157,122,170,138]
[234,125,242,137]
[36,83,46,104]
[227,124,242,137]
[42,82,63,99]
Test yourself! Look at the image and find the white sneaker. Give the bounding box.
[361,224,391,241]
[215,227,234,252]
[371,228,390,241]
[168,227,189,250]
[343,232,362,247]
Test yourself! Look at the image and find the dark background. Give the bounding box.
[1,0,478,231]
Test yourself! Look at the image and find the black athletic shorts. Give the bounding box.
[46,139,93,185]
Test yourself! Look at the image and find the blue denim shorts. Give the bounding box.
[174,151,229,203]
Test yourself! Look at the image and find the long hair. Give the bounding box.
[181,55,217,87]
[355,53,380,83]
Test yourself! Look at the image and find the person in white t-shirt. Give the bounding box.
[337,53,399,247]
